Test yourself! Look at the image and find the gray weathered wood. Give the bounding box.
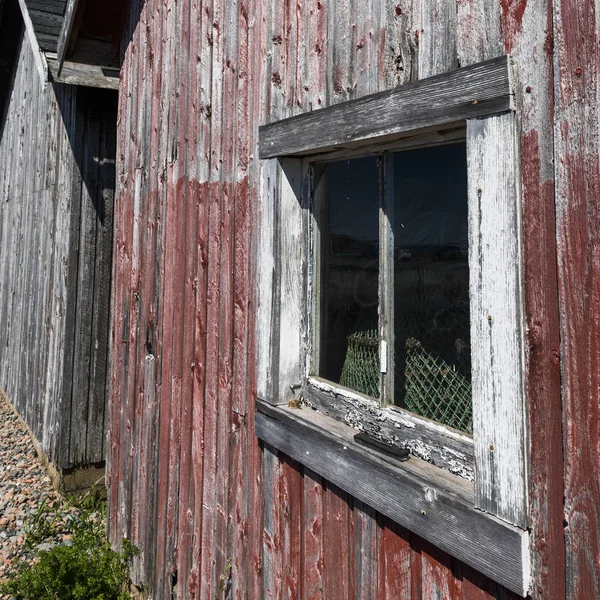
[46,54,119,90]
[256,159,278,402]
[467,113,528,529]
[259,55,514,159]
[16,0,48,81]
[274,158,305,404]
[0,32,116,470]
[303,377,474,479]
[55,0,78,76]
[255,399,530,596]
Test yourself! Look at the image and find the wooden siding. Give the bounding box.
[553,0,600,598]
[0,31,117,470]
[108,0,571,598]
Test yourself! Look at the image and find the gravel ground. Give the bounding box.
[0,394,87,589]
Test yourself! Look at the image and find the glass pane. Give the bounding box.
[392,143,472,433]
[318,156,380,398]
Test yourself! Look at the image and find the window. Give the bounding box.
[314,144,472,434]
[255,56,530,596]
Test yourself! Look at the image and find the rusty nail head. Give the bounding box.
[490,445,494,451]
[471,99,478,104]
[487,315,492,322]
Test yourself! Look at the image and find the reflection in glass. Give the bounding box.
[318,157,380,398]
[392,143,472,433]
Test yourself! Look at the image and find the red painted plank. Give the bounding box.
[199,179,223,600]
[173,0,197,592]
[302,469,325,600]
[419,539,462,600]
[554,0,600,598]
[378,516,412,599]
[323,482,351,600]
[280,456,303,599]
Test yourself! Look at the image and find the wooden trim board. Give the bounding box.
[16,0,48,82]
[467,113,528,528]
[259,55,514,159]
[46,53,119,90]
[255,399,530,596]
[55,0,78,76]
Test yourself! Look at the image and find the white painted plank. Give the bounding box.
[467,113,528,528]
[275,158,304,404]
[256,159,278,401]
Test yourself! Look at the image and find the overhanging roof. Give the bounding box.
[0,0,122,92]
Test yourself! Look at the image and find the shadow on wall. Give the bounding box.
[0,0,24,142]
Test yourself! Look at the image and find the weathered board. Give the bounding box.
[101,0,596,599]
[0,30,116,470]
[259,55,514,158]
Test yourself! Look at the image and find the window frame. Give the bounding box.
[255,55,530,596]
[307,142,475,478]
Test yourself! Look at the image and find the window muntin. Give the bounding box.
[313,142,472,434]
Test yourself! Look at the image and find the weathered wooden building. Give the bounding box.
[2,0,600,597]
[0,0,117,477]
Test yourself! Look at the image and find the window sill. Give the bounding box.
[255,398,530,597]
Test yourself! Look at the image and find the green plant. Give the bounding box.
[1,490,138,600]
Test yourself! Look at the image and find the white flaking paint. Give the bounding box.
[467,113,529,528]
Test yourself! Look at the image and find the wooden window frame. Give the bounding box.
[255,56,530,596]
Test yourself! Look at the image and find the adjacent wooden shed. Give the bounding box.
[0,0,117,478]
[2,0,600,597]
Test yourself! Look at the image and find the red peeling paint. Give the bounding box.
[500,0,528,53]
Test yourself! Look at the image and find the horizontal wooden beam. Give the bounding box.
[255,399,530,596]
[46,54,118,90]
[259,55,514,159]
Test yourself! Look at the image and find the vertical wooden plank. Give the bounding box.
[139,0,163,590]
[553,0,600,597]
[247,0,267,593]
[467,113,528,529]
[456,0,502,66]
[280,457,302,599]
[262,443,284,599]
[304,0,327,112]
[382,0,420,89]
[71,89,100,466]
[199,0,228,590]
[274,158,304,405]
[420,539,462,600]
[327,0,353,104]
[89,91,116,462]
[418,0,458,78]
[227,0,253,591]
[323,482,351,600]
[256,158,278,401]
[188,0,211,592]
[353,500,378,598]
[302,468,325,600]
[59,85,82,468]
[378,516,412,599]
[501,0,565,596]
[153,0,175,592]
